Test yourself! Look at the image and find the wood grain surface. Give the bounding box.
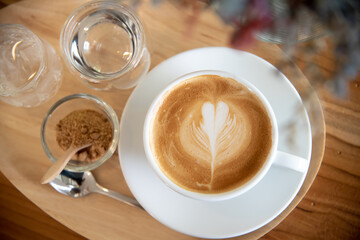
[0,0,359,239]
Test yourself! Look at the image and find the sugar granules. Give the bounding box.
[56,109,113,163]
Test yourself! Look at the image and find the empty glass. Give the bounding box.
[60,0,151,91]
[0,24,62,107]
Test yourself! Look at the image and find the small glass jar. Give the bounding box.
[40,93,120,172]
[0,24,62,107]
[60,0,151,91]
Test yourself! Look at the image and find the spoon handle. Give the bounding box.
[41,144,91,184]
[94,184,143,210]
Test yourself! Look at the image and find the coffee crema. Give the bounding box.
[149,75,272,194]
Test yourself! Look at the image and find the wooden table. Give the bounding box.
[0,0,359,239]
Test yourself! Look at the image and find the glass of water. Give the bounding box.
[0,24,62,107]
[60,0,151,91]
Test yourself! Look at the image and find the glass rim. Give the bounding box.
[40,93,120,172]
[0,24,46,95]
[60,0,146,82]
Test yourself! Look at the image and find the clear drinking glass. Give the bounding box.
[0,24,62,107]
[60,0,151,91]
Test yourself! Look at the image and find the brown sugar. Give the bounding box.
[56,109,113,163]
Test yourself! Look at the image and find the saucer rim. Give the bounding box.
[118,47,312,238]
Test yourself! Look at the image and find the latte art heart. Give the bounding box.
[149,75,272,194]
[182,101,245,189]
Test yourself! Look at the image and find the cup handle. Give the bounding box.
[273,150,309,172]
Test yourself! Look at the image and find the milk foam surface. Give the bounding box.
[149,75,272,194]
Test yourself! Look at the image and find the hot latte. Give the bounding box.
[149,75,272,194]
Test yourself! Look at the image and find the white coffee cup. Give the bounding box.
[143,70,308,201]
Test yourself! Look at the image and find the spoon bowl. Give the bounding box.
[41,143,91,184]
[50,170,143,209]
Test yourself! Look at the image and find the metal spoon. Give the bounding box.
[50,170,143,210]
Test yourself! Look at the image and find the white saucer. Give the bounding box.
[118,47,312,238]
